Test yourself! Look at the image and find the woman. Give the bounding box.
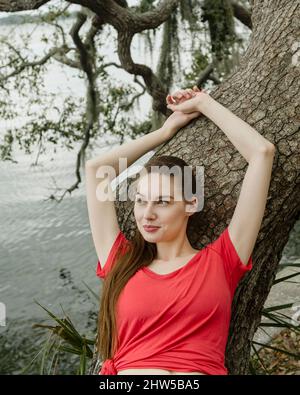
[85,86,275,375]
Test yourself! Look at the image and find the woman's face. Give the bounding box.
[133,172,197,242]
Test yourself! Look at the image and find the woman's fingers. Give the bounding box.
[171,89,194,103]
[166,94,176,104]
[183,90,193,98]
[186,88,196,97]
[172,89,186,101]
[166,86,205,105]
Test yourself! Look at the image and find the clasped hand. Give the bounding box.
[162,85,208,138]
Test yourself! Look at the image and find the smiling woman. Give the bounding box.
[133,165,200,264]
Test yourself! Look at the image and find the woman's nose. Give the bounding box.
[143,203,156,219]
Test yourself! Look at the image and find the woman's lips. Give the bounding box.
[143,225,160,232]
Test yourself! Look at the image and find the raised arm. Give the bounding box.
[167,88,276,266]
[85,108,201,271]
[85,127,168,271]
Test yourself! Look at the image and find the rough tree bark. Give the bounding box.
[1,0,299,375]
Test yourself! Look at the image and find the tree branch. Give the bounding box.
[0,0,50,12]
[49,11,100,202]
[230,0,252,29]
[69,0,180,33]
[53,50,80,69]
[0,46,70,83]
[0,0,196,116]
[116,30,168,114]
[195,61,221,87]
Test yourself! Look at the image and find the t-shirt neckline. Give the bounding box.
[141,248,205,279]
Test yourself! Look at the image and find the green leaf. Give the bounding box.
[273,271,300,285]
[250,343,270,375]
[79,342,87,375]
[259,323,290,328]
[277,263,300,269]
[263,303,294,313]
[82,280,99,301]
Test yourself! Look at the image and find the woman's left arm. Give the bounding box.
[197,94,276,265]
[197,94,275,162]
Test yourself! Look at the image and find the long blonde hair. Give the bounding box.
[96,155,199,362]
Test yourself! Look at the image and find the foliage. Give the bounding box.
[0,0,251,174]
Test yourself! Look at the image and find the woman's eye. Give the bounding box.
[157,200,169,205]
[135,198,169,205]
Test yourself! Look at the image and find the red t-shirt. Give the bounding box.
[96,226,253,375]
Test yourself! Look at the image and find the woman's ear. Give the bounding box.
[185,196,199,215]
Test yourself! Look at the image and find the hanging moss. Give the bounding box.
[201,0,237,62]
[183,50,210,87]
[137,0,156,13]
[179,0,199,27]
[156,8,181,91]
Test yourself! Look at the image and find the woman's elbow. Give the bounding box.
[259,142,276,156]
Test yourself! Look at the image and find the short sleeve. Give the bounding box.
[96,230,129,279]
[207,226,253,295]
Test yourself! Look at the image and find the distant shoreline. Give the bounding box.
[0,11,77,26]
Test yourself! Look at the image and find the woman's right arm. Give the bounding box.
[85,126,170,175]
[85,126,171,270]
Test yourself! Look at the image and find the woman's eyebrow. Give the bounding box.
[136,192,174,200]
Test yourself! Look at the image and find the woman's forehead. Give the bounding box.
[136,173,181,195]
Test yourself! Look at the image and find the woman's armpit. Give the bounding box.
[96,231,129,279]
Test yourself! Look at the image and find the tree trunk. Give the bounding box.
[91,0,300,375]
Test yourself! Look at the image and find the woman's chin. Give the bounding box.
[141,229,162,240]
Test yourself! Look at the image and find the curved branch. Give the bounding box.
[0,46,69,83]
[69,0,180,32]
[195,62,218,87]
[0,0,50,12]
[53,50,80,69]
[230,0,252,29]
[121,75,147,111]
[49,12,100,202]
[117,30,168,114]
[0,0,190,117]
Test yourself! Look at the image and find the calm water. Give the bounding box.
[0,144,103,374]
